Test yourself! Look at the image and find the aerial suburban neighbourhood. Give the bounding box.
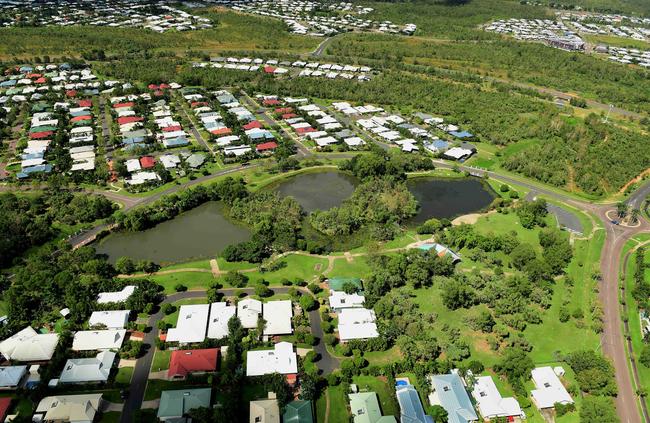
[0,0,649,422]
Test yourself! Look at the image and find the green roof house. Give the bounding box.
[157,388,211,421]
[349,392,397,423]
[327,278,363,292]
[283,400,314,423]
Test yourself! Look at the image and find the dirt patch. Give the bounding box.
[452,210,495,226]
[619,168,650,194]
[314,263,322,271]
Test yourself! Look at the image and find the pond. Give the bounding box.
[271,170,359,212]
[407,177,496,224]
[95,202,251,264]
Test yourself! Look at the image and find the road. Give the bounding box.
[311,35,339,57]
[122,286,336,423]
[175,96,215,155]
[526,191,583,234]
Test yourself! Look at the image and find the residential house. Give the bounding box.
[168,348,219,379]
[428,374,478,423]
[59,351,116,384]
[338,308,379,342]
[262,300,293,336]
[329,291,365,313]
[208,302,236,339]
[396,384,433,423]
[166,304,209,344]
[72,329,126,351]
[530,367,573,410]
[246,342,297,376]
[250,394,280,423]
[471,376,525,420]
[0,366,27,389]
[157,388,212,422]
[349,392,397,423]
[238,298,262,329]
[88,310,130,330]
[283,400,314,423]
[0,327,59,362]
[34,393,103,423]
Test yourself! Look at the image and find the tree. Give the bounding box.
[616,202,628,218]
[254,283,272,297]
[495,348,534,381]
[441,279,475,310]
[429,405,448,422]
[300,295,317,311]
[224,271,248,288]
[640,346,650,367]
[115,257,135,274]
[579,396,619,423]
[511,243,536,270]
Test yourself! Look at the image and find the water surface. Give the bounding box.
[95,202,250,263]
[272,170,358,212]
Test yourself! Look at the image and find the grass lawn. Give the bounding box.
[152,350,172,372]
[162,298,208,326]
[150,272,216,294]
[98,412,121,423]
[327,257,373,280]
[115,366,134,385]
[161,260,212,271]
[225,254,329,285]
[316,384,349,423]
[352,375,399,417]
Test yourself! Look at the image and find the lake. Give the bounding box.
[272,170,359,212]
[407,177,496,223]
[95,202,251,264]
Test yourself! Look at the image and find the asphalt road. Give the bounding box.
[122,286,336,423]
[526,191,583,234]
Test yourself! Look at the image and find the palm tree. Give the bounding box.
[617,202,628,218]
[631,208,640,223]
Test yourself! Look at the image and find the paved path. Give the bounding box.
[526,190,583,234]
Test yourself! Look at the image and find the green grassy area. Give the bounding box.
[326,257,373,280]
[316,384,349,423]
[115,366,134,385]
[159,260,212,271]
[352,375,399,417]
[150,272,216,294]
[152,350,172,372]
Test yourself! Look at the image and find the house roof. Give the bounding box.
[531,367,573,409]
[262,300,293,335]
[396,385,433,423]
[157,388,212,419]
[208,302,236,339]
[168,348,219,378]
[59,351,116,384]
[471,376,524,419]
[166,304,209,344]
[0,397,11,422]
[88,310,130,329]
[429,374,478,423]
[0,327,59,362]
[97,286,136,304]
[329,291,365,310]
[349,392,396,423]
[35,394,102,423]
[238,298,262,329]
[256,141,278,151]
[139,156,155,169]
[250,398,280,423]
[246,342,297,376]
[283,400,314,423]
[0,365,27,388]
[338,308,379,341]
[72,330,126,351]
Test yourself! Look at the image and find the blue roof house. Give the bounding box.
[396,384,433,423]
[428,374,478,423]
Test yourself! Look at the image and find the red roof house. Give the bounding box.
[263,66,277,74]
[65,90,77,98]
[148,84,160,90]
[295,127,315,134]
[30,131,54,140]
[71,115,92,123]
[243,120,263,130]
[34,77,47,84]
[113,102,134,109]
[256,141,278,152]
[262,98,280,106]
[139,156,155,169]
[190,101,208,108]
[282,113,298,120]
[117,116,144,125]
[78,99,92,107]
[168,348,219,379]
[0,398,11,422]
[210,127,232,136]
[162,125,182,132]
[275,107,293,114]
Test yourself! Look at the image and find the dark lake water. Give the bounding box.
[272,170,359,212]
[95,202,251,264]
[407,177,496,223]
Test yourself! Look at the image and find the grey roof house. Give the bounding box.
[396,384,433,423]
[428,374,478,423]
[59,351,116,384]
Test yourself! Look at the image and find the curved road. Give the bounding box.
[121,286,336,423]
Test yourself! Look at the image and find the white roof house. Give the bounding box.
[0,365,27,388]
[72,330,127,351]
[166,304,209,344]
[88,310,130,330]
[472,376,525,420]
[443,147,473,161]
[35,394,102,423]
[97,286,136,304]
[530,367,574,410]
[329,291,365,312]
[208,302,236,339]
[59,351,116,384]
[337,308,379,342]
[238,298,262,329]
[0,327,59,362]
[246,342,297,376]
[262,300,293,336]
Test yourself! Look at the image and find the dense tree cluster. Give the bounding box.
[566,350,618,396]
